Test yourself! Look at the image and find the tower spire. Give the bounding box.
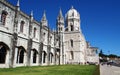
[17,0,20,7]
[57,8,64,19]
[41,10,48,26]
[42,10,47,21]
[56,8,64,32]
[30,10,33,20]
[30,10,33,17]
[16,0,20,10]
[71,5,74,9]
[59,8,63,17]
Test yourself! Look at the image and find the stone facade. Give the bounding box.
[0,0,99,68]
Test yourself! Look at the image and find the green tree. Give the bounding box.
[99,50,103,57]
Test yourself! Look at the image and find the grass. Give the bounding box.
[93,65,100,75]
[0,65,99,75]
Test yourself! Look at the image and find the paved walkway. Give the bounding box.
[100,65,120,75]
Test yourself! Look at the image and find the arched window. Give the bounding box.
[70,39,73,47]
[1,10,8,25]
[72,12,74,16]
[70,25,74,31]
[42,32,46,42]
[59,27,60,31]
[33,27,37,38]
[20,21,25,33]
[43,33,46,36]
[70,51,74,59]
[49,36,52,44]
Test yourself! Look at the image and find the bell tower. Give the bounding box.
[56,8,65,64]
[64,6,86,64]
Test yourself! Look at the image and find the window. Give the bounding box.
[70,40,73,47]
[70,51,74,59]
[43,33,46,36]
[20,21,25,33]
[43,32,46,42]
[49,36,52,44]
[59,27,60,31]
[33,27,37,38]
[58,27,63,31]
[72,12,74,16]
[1,10,8,25]
[70,25,74,31]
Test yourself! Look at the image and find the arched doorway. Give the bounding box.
[42,51,47,63]
[0,42,9,64]
[16,46,26,64]
[55,53,59,65]
[50,52,53,63]
[32,49,38,63]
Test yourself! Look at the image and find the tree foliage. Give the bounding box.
[99,50,120,58]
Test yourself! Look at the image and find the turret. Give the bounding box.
[56,8,65,64]
[30,10,33,21]
[65,6,81,32]
[16,0,20,11]
[41,11,48,26]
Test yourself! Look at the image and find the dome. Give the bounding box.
[66,6,80,18]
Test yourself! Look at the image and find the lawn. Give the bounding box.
[0,65,99,75]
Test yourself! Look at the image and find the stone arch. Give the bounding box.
[70,22,74,31]
[55,52,60,65]
[0,42,9,64]
[16,46,26,63]
[32,49,38,63]
[70,51,74,60]
[42,51,47,63]
[50,52,54,63]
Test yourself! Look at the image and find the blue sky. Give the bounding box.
[7,0,120,56]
